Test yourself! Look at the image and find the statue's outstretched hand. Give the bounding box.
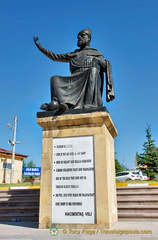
[33,36,40,47]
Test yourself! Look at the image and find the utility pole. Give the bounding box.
[7,116,20,183]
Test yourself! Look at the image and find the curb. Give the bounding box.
[116,182,158,187]
[0,187,10,190]
[1,183,158,190]
[0,186,40,190]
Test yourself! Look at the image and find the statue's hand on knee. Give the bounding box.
[85,56,101,67]
[85,57,93,67]
[85,57,101,70]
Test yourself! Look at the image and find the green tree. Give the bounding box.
[23,159,36,168]
[137,124,158,179]
[135,152,142,167]
[27,160,36,167]
[23,159,27,168]
[115,159,125,172]
[22,160,37,179]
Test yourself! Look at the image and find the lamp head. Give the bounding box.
[7,124,12,130]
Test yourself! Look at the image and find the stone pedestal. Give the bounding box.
[37,110,118,229]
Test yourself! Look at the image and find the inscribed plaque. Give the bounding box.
[52,136,95,223]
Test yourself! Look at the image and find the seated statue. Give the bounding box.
[34,28,115,111]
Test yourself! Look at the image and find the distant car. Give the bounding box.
[134,170,148,180]
[116,171,141,181]
[139,172,148,180]
[154,176,158,179]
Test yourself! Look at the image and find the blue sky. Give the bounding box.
[0,0,158,168]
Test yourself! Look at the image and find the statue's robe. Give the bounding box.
[37,45,115,109]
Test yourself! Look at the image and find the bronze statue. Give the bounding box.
[34,28,114,111]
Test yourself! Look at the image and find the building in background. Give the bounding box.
[0,148,28,183]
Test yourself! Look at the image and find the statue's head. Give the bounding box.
[77,28,91,48]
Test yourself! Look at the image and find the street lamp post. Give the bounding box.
[7,116,20,183]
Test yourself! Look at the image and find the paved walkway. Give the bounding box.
[0,221,158,240]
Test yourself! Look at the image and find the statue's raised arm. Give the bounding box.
[33,36,69,63]
[33,28,115,112]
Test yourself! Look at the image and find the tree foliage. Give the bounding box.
[137,124,158,179]
[115,159,125,173]
[23,159,36,167]
[135,152,142,167]
[22,160,37,179]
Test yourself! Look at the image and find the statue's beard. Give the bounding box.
[77,39,89,48]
